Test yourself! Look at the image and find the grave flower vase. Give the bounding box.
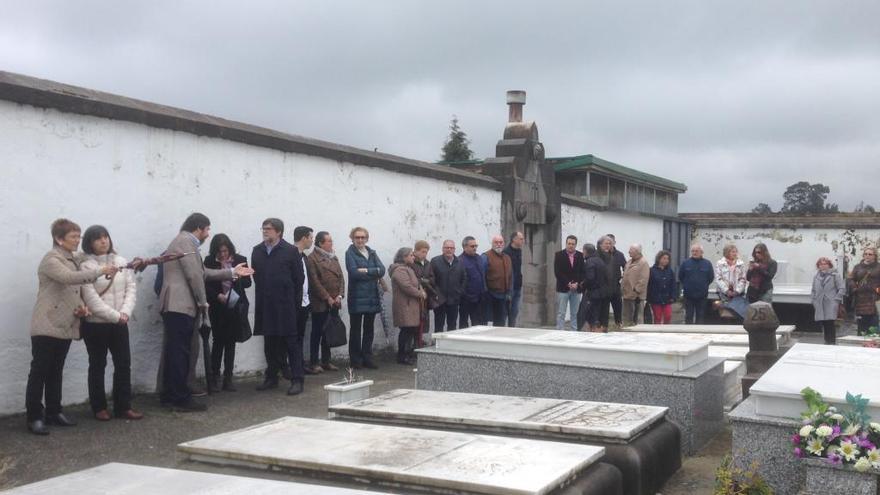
[324,379,373,410]
[802,458,880,495]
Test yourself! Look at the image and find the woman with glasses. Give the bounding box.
[345,227,386,369]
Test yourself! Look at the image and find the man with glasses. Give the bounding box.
[458,236,486,328]
[430,239,467,333]
[483,235,513,327]
[251,218,306,396]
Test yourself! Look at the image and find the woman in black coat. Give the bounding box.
[204,234,251,392]
[746,243,777,303]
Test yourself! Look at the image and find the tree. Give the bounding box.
[854,201,876,213]
[441,115,474,162]
[780,182,834,214]
[752,203,773,214]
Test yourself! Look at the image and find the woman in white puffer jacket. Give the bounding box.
[80,225,142,422]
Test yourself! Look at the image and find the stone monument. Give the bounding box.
[478,91,561,326]
[740,301,782,398]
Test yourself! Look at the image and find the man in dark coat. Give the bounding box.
[554,235,585,331]
[607,234,627,328]
[503,232,524,326]
[251,218,305,395]
[430,239,467,332]
[577,243,606,331]
[679,243,714,325]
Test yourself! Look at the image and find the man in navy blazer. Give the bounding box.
[554,235,585,331]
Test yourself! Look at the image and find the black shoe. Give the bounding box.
[222,376,236,392]
[46,413,76,427]
[349,362,363,369]
[281,366,292,381]
[27,419,49,435]
[169,400,207,412]
[256,377,279,391]
[208,376,221,394]
[363,361,378,370]
[287,381,304,396]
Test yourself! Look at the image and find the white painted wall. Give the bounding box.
[0,100,501,415]
[561,204,665,258]
[692,227,880,284]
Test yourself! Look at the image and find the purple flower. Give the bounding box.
[794,447,803,458]
[791,434,802,445]
[831,425,841,440]
[858,438,875,449]
[827,452,843,465]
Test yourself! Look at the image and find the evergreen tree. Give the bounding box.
[751,203,773,214]
[441,115,474,162]
[781,182,834,214]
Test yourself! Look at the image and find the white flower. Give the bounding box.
[868,448,880,467]
[870,422,880,433]
[839,440,860,462]
[844,424,861,436]
[807,438,826,456]
[854,457,872,473]
[830,413,844,422]
[800,425,815,437]
[816,425,833,437]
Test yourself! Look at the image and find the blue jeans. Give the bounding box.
[488,293,509,327]
[684,297,707,324]
[556,291,582,330]
[508,288,522,327]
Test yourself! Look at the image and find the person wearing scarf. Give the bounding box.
[306,231,345,373]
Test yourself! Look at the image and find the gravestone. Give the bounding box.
[741,301,782,397]
[418,326,724,454]
[179,416,623,495]
[329,388,681,495]
[3,463,380,494]
[478,90,561,326]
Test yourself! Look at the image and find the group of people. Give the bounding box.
[23,213,880,436]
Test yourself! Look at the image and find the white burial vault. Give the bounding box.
[624,324,794,344]
[433,326,708,372]
[750,342,880,419]
[329,388,668,441]
[178,416,605,495]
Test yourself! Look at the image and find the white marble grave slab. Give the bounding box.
[433,326,708,372]
[3,462,378,494]
[626,324,794,344]
[750,343,880,419]
[179,416,604,495]
[709,345,748,361]
[622,331,780,347]
[330,388,668,441]
[838,335,880,347]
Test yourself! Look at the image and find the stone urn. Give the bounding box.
[802,457,880,495]
[741,301,782,398]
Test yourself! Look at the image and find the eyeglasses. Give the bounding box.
[354,236,367,240]
[467,244,478,248]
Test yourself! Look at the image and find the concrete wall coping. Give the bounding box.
[0,71,501,191]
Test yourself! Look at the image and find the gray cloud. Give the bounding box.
[2,0,878,211]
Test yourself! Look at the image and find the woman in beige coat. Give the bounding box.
[26,219,117,435]
[389,247,425,365]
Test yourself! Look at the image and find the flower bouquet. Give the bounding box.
[792,387,880,472]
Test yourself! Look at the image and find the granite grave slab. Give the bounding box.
[433,326,708,371]
[749,342,880,419]
[417,335,724,454]
[626,324,794,344]
[329,389,680,495]
[178,416,622,495]
[3,462,381,495]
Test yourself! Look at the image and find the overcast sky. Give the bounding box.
[2,1,878,212]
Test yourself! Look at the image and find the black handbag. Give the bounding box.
[324,309,347,347]
[228,290,252,343]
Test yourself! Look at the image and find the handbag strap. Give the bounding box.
[97,271,117,297]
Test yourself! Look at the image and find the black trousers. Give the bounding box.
[161,312,195,406]
[397,326,418,361]
[209,307,238,379]
[349,312,376,366]
[819,320,836,345]
[458,299,484,328]
[26,336,72,422]
[433,303,458,333]
[596,297,612,328]
[610,293,623,324]
[264,334,303,382]
[81,321,132,414]
[310,310,333,365]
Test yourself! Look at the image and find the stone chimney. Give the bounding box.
[507,90,526,123]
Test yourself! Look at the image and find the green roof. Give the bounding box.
[552,154,687,193]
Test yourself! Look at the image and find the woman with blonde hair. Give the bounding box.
[344,227,386,369]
